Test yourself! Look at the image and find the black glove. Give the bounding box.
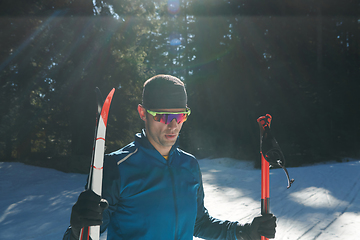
[248,214,276,240]
[238,214,277,240]
[69,190,108,239]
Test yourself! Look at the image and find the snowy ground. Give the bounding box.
[1,158,359,239]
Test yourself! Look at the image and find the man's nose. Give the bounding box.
[167,118,178,128]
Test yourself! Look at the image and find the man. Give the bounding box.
[63,74,276,240]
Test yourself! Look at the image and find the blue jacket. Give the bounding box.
[64,131,249,240]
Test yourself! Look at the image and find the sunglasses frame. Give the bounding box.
[146,108,191,124]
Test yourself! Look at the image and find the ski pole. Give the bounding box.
[257,115,271,240]
[257,114,294,240]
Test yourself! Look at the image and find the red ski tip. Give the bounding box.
[101,88,115,127]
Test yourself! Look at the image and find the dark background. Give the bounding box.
[0,0,359,173]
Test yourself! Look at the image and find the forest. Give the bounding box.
[0,0,359,173]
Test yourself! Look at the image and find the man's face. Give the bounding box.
[138,105,185,156]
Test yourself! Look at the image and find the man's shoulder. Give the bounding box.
[176,148,196,160]
[106,141,139,164]
[176,148,200,168]
[103,142,139,180]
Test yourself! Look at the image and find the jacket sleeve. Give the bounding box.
[193,169,252,240]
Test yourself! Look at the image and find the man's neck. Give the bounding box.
[150,141,171,156]
[144,130,171,156]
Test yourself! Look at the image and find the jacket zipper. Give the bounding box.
[168,164,179,240]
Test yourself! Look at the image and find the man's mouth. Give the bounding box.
[165,133,177,140]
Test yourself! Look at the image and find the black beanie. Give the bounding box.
[142,75,187,109]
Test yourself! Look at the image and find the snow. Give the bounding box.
[1,158,360,240]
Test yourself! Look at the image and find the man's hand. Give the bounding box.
[248,214,277,240]
[70,190,108,229]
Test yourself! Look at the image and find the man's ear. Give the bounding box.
[138,104,146,121]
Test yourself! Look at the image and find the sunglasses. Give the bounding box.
[146,108,191,124]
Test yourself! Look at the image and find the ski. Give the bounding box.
[79,87,115,240]
[257,114,294,240]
